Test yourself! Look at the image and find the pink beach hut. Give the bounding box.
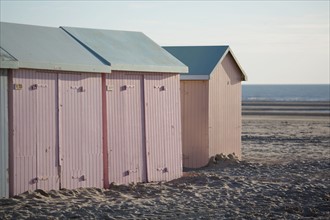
[1,22,111,196]
[164,46,247,168]
[1,22,188,197]
[62,27,188,185]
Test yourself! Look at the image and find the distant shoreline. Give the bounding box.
[242,100,330,118]
[243,100,330,105]
[242,84,329,103]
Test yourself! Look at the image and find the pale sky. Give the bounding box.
[1,0,329,84]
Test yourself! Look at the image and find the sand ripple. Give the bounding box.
[0,158,329,219]
[0,117,329,219]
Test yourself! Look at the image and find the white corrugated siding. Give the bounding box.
[208,53,242,159]
[144,74,182,182]
[106,72,147,184]
[0,69,9,198]
[59,73,103,189]
[180,81,209,168]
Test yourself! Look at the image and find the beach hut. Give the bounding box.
[62,27,188,185]
[1,22,110,196]
[0,48,18,198]
[164,46,247,168]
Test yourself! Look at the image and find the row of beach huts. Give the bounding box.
[0,22,247,197]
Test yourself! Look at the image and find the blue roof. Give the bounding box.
[164,46,228,76]
[61,26,188,73]
[0,22,110,73]
[163,46,247,81]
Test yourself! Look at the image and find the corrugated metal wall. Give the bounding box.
[106,72,182,184]
[10,69,60,195]
[0,69,9,198]
[10,70,103,195]
[208,53,242,159]
[59,73,103,189]
[180,81,209,168]
[144,74,182,182]
[11,69,38,195]
[106,72,147,184]
[8,69,182,195]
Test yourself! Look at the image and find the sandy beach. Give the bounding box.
[1,101,329,219]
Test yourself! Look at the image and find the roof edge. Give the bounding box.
[140,35,189,74]
[215,47,247,81]
[0,60,19,69]
[111,63,188,74]
[60,27,111,67]
[180,74,209,80]
[18,61,111,73]
[0,47,19,69]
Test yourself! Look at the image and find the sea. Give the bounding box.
[242,84,330,102]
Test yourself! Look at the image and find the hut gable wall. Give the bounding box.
[208,52,242,159]
[180,80,209,168]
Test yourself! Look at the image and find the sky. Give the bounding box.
[0,0,329,84]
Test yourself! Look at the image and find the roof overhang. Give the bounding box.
[111,63,188,73]
[180,74,209,80]
[0,60,19,69]
[0,48,19,69]
[16,61,111,73]
[0,58,109,73]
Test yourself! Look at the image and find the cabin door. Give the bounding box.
[106,73,147,184]
[58,73,103,189]
[11,70,59,195]
[144,74,182,182]
[11,71,37,195]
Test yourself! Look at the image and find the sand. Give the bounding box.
[1,105,329,219]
